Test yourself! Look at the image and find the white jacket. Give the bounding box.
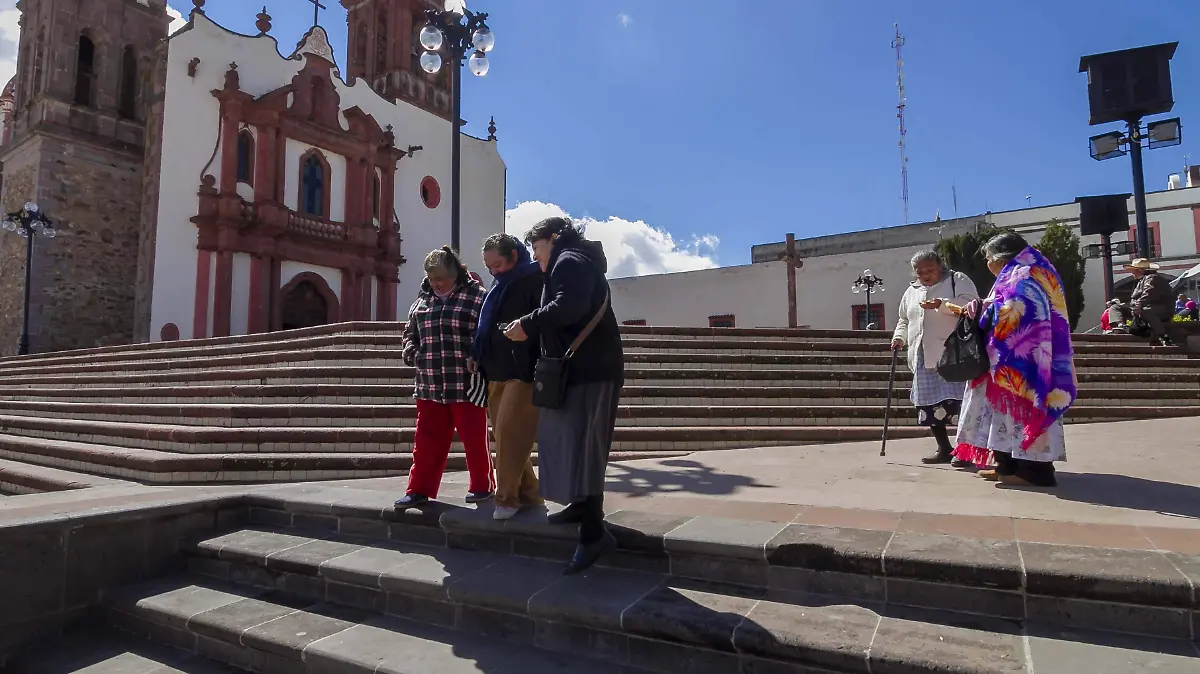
[892,271,980,372]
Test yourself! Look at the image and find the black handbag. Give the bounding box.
[937,306,990,382]
[532,291,609,409]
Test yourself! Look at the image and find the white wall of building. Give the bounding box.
[610,261,791,327]
[149,14,506,339]
[230,253,251,335]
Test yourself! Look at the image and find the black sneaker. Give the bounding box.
[465,491,493,504]
[394,493,429,508]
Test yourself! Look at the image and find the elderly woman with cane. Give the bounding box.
[890,250,979,465]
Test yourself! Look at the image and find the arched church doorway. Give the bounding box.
[280,280,332,330]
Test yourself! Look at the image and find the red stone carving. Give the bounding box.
[420,175,440,209]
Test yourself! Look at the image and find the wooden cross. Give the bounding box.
[307,0,326,27]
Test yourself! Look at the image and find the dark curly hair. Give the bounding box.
[482,232,524,259]
[423,246,471,286]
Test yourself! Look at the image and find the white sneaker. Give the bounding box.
[492,505,519,521]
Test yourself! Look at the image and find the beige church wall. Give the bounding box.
[229,253,252,336]
[608,261,790,328]
[150,14,305,340]
[282,139,348,222]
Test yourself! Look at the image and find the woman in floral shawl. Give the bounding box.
[953,232,1077,488]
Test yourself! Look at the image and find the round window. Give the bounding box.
[420,176,441,209]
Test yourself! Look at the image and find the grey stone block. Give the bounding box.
[388,522,447,547]
[204,529,313,565]
[868,612,1026,674]
[458,604,535,645]
[671,553,770,587]
[768,566,885,603]
[185,597,297,644]
[264,538,362,575]
[277,572,325,603]
[320,546,420,588]
[0,527,66,628]
[446,530,513,554]
[377,547,499,599]
[627,636,740,674]
[885,577,1024,620]
[247,508,291,528]
[765,525,891,575]
[604,510,693,554]
[338,516,388,540]
[448,556,564,614]
[734,597,876,672]
[240,608,357,660]
[534,619,630,663]
[384,591,458,628]
[883,532,1022,589]
[1026,624,1200,673]
[664,517,786,560]
[291,512,339,533]
[511,535,577,561]
[527,566,663,632]
[1025,594,1192,640]
[64,520,150,606]
[1021,543,1192,607]
[325,581,384,612]
[621,581,757,652]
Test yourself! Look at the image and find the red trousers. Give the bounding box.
[406,399,494,498]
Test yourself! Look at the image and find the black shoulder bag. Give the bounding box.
[936,276,990,382]
[532,291,610,409]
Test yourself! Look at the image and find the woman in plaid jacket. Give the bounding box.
[395,247,495,508]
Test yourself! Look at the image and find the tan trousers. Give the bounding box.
[487,380,543,508]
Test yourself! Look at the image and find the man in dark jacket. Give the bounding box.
[470,233,545,521]
[1127,258,1175,346]
[504,217,624,574]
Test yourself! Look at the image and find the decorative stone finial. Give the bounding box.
[193,0,206,12]
[487,116,496,141]
[383,124,395,147]
[256,7,272,35]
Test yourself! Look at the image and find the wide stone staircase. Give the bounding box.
[4,487,1198,673]
[0,321,1196,487]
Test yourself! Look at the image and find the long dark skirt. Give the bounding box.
[535,378,622,505]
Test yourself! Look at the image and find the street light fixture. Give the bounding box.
[1,202,56,355]
[852,270,885,330]
[420,0,494,253]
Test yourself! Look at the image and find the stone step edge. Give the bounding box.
[0,320,1146,364]
[0,457,130,493]
[241,495,1200,629]
[105,568,873,671]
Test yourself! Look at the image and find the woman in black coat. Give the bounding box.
[503,217,623,574]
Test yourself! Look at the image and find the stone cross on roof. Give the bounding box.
[307,0,326,27]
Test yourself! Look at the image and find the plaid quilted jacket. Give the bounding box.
[402,278,486,403]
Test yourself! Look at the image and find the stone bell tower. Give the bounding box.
[0,0,169,354]
[341,0,453,119]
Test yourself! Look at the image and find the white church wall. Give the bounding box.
[150,14,306,340]
[230,253,251,335]
[609,262,790,327]
[282,139,348,222]
[280,261,342,302]
[459,134,507,270]
[794,246,929,330]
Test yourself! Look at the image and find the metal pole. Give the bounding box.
[18,231,32,355]
[450,49,463,253]
[1101,232,1115,303]
[785,233,797,328]
[866,284,872,329]
[1128,119,1151,259]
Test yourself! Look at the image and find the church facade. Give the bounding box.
[0,0,505,354]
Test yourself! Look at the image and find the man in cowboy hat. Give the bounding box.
[1127,258,1175,346]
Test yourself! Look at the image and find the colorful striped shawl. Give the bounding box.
[982,246,1078,450]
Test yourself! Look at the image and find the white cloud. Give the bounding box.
[617,13,633,28]
[504,201,718,278]
[167,4,189,36]
[0,1,19,91]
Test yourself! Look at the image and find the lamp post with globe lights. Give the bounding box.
[418,0,494,252]
[852,270,885,330]
[1,203,56,355]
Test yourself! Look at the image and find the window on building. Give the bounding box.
[236,130,255,185]
[118,46,137,119]
[708,314,736,328]
[852,304,885,330]
[371,171,381,220]
[74,34,96,107]
[300,152,326,217]
[622,319,647,326]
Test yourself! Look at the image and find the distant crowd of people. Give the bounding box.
[395,217,622,575]
[1100,260,1196,344]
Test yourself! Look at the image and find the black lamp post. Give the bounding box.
[1080,43,1181,261]
[419,0,494,253]
[852,270,885,330]
[1,202,56,355]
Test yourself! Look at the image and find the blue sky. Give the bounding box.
[155,1,1197,272]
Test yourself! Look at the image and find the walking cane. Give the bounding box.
[880,346,899,457]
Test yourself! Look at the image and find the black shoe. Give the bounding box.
[921,449,953,464]
[465,491,493,504]
[564,531,616,575]
[951,458,974,469]
[395,493,429,508]
[548,505,584,525]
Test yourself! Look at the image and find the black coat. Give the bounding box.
[520,238,623,386]
[479,271,544,383]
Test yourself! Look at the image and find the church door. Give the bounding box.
[280,280,331,330]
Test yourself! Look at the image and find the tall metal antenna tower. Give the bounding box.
[892,23,909,225]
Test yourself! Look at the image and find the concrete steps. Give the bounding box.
[0,322,1195,486]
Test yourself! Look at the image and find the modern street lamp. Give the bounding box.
[419,0,494,253]
[1080,42,1180,260]
[852,270,885,330]
[1,202,56,355]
